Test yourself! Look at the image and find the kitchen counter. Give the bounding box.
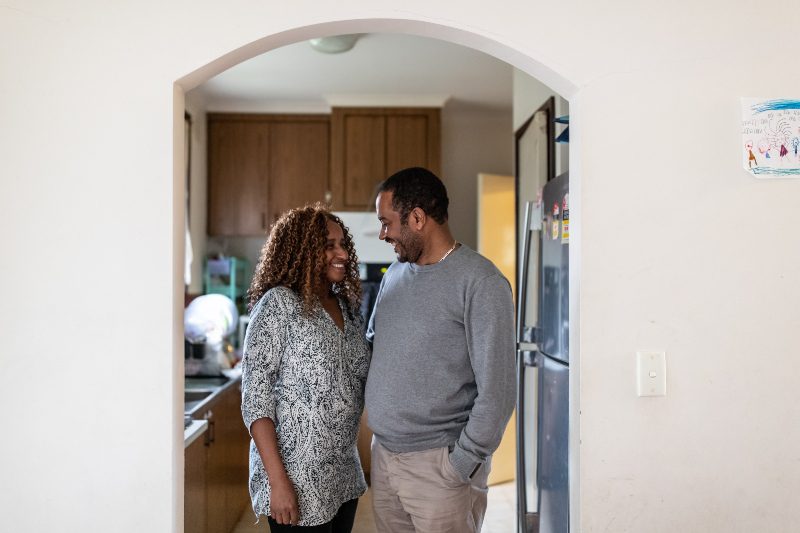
[184,368,242,417]
[183,368,242,448]
[184,420,208,448]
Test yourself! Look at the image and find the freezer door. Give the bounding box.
[538,354,569,533]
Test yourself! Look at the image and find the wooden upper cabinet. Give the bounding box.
[208,120,269,236]
[331,107,441,211]
[342,115,386,210]
[207,114,330,236]
[386,115,434,175]
[267,120,330,225]
[207,109,440,235]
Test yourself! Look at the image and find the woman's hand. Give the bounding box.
[269,473,300,525]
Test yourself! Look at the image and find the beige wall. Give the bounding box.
[513,68,569,177]
[2,2,799,533]
[185,91,208,295]
[441,102,513,249]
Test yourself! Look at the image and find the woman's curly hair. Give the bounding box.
[247,203,361,317]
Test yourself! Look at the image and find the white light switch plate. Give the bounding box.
[636,351,666,396]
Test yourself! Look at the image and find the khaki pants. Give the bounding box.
[371,439,490,533]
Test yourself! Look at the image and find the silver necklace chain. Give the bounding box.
[438,240,458,263]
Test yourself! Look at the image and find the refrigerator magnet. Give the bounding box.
[561,194,570,244]
[552,202,560,240]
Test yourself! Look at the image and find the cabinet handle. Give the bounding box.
[324,191,332,204]
[204,410,215,446]
[261,212,266,229]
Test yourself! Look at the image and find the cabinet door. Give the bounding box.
[203,407,227,533]
[386,115,431,176]
[220,384,250,532]
[185,436,208,533]
[189,386,250,533]
[230,382,252,521]
[208,120,269,236]
[331,108,441,212]
[268,120,330,224]
[332,113,386,211]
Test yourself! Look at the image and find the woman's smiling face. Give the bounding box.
[323,219,349,284]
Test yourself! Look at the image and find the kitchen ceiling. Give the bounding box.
[193,33,513,112]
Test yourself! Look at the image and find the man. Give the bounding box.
[366,167,516,533]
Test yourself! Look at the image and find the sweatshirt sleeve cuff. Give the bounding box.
[449,444,482,483]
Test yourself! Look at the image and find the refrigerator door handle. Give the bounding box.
[517,201,535,341]
[517,349,540,533]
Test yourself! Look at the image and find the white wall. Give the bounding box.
[185,91,208,295]
[577,63,800,531]
[2,2,799,533]
[514,68,569,176]
[441,102,513,248]
[333,212,397,264]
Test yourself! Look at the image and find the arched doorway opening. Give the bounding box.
[173,17,581,532]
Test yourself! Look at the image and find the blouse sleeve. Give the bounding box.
[240,288,290,435]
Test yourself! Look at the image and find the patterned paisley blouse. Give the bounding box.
[241,286,370,526]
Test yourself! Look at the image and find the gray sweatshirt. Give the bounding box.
[365,244,516,481]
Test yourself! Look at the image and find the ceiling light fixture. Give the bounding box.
[308,34,361,54]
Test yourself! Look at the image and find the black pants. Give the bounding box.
[267,499,358,533]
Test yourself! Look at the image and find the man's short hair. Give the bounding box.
[377,167,449,225]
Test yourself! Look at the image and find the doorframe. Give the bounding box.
[172,18,581,533]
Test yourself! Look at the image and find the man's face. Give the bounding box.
[376,191,424,263]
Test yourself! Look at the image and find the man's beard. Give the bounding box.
[393,224,424,263]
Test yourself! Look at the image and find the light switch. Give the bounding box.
[636,351,666,396]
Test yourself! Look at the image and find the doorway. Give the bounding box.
[174,18,580,533]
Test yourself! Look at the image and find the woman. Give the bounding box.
[241,204,369,532]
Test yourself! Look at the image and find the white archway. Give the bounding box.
[172,17,581,532]
[176,19,577,97]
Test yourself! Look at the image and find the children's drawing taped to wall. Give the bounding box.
[741,98,800,178]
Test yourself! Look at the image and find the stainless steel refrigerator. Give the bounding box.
[516,171,569,533]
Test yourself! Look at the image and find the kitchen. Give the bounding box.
[181,32,568,533]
